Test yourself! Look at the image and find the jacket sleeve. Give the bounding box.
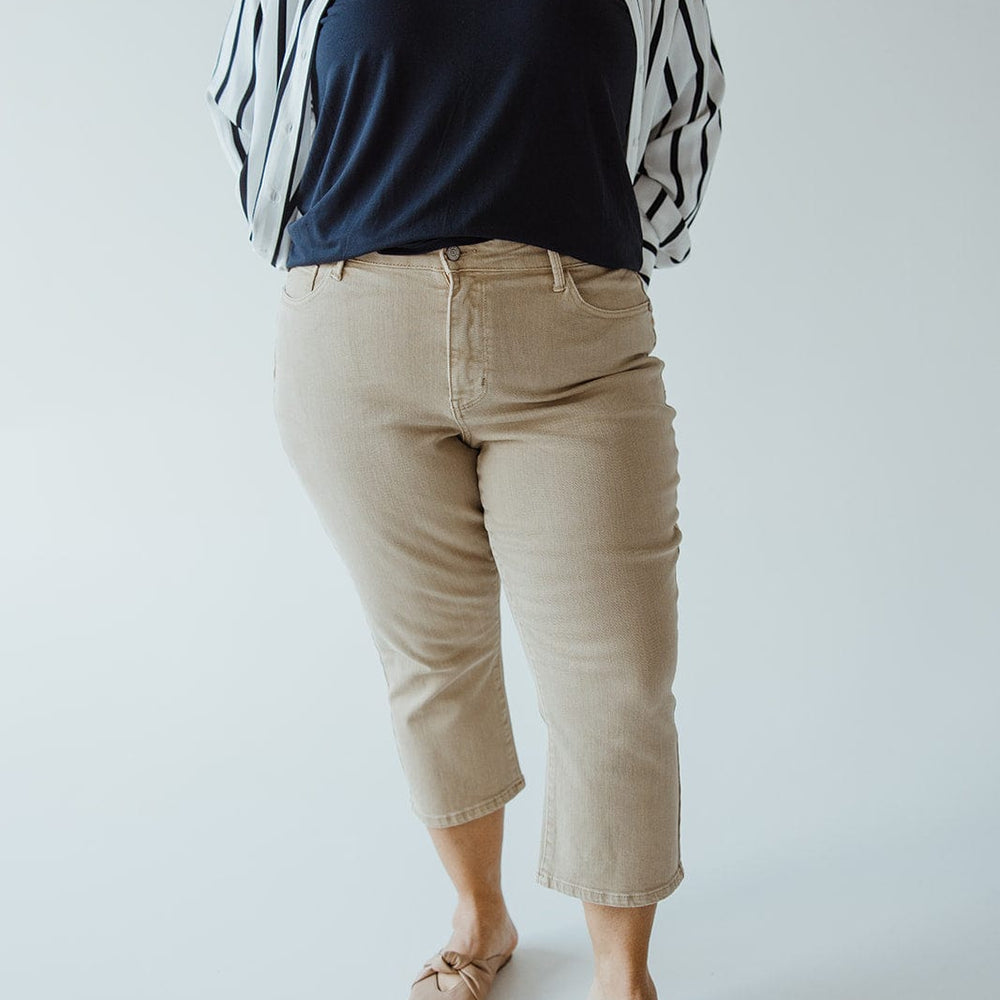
[205,0,263,222]
[633,0,726,283]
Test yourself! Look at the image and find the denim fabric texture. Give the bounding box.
[272,238,684,906]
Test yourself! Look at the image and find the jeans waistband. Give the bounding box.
[362,238,588,272]
[293,238,606,290]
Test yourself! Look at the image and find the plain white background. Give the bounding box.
[1,1,997,997]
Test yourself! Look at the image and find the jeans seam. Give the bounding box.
[457,279,490,410]
[534,863,685,907]
[494,570,556,875]
[336,258,598,274]
[413,774,526,828]
[489,602,521,779]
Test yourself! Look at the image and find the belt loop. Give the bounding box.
[333,259,346,281]
[547,249,565,292]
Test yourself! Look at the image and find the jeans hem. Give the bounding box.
[414,774,526,828]
[534,862,685,907]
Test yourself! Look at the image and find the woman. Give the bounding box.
[206,1,725,998]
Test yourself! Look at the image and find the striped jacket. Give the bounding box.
[205,0,725,286]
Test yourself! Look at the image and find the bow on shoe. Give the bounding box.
[413,949,496,999]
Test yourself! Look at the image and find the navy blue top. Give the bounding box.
[286,0,641,272]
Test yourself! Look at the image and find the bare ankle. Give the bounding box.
[593,965,656,1000]
[449,896,518,955]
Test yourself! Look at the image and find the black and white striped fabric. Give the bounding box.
[206,0,725,286]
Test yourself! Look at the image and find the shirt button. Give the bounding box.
[446,246,461,260]
[285,121,294,134]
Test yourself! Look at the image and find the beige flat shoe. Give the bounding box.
[409,947,513,1000]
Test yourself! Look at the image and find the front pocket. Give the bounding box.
[281,263,336,305]
[563,265,650,319]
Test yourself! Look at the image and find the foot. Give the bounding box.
[433,902,519,991]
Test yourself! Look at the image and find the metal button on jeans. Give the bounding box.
[446,246,461,261]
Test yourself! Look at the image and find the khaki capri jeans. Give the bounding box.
[272,237,684,907]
